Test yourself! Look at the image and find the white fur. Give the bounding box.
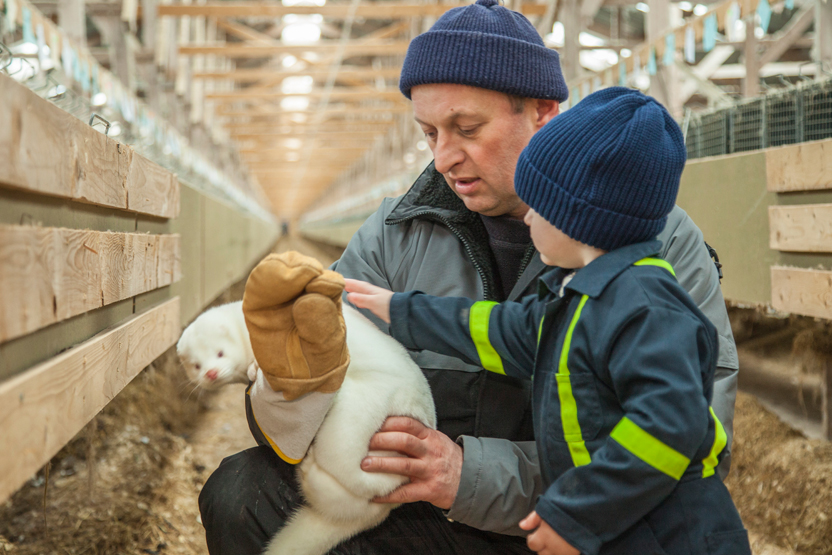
[177,301,436,555]
[177,301,253,390]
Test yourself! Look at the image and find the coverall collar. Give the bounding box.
[537,239,663,300]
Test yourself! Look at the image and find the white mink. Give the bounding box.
[177,301,437,555]
[177,301,253,390]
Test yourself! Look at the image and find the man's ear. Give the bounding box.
[535,99,560,128]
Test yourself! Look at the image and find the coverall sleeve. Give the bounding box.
[660,206,738,478]
[389,291,542,380]
[534,307,714,555]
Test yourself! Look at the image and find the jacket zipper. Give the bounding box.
[386,211,495,301]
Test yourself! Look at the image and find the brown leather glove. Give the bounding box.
[242,251,349,401]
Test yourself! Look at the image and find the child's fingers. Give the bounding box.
[519,511,541,530]
[344,278,387,295]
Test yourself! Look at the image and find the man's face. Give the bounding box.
[411,84,557,219]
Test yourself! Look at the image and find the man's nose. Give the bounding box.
[432,134,465,175]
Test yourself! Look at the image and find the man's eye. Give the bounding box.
[460,127,478,135]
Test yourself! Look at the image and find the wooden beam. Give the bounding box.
[759,4,815,67]
[0,227,181,344]
[0,298,180,504]
[194,67,401,82]
[215,18,277,44]
[217,105,410,117]
[769,205,832,252]
[207,89,404,102]
[743,18,760,98]
[0,75,180,219]
[766,139,832,192]
[178,41,410,58]
[771,267,832,319]
[160,2,547,18]
[226,120,394,131]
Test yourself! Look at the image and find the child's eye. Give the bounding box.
[217,351,224,358]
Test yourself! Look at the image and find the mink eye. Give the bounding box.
[195,364,201,370]
[217,351,224,358]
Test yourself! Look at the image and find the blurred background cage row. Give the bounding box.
[685,73,832,158]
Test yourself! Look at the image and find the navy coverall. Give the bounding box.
[388,240,751,555]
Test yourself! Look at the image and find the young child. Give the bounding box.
[345,88,751,555]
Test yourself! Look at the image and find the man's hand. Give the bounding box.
[344,279,394,323]
[361,416,463,510]
[519,511,580,555]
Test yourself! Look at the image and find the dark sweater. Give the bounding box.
[479,214,531,299]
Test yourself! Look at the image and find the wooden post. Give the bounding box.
[816,0,832,72]
[93,16,136,91]
[647,0,680,116]
[561,0,580,80]
[57,0,86,44]
[743,18,759,97]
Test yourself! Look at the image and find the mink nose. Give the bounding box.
[206,369,219,381]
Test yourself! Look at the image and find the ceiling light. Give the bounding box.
[678,1,693,11]
[284,138,303,149]
[291,113,308,123]
[282,23,321,44]
[92,92,108,107]
[579,32,606,47]
[281,96,310,111]
[416,140,428,151]
[281,75,314,94]
[636,2,650,12]
[282,0,326,7]
[693,4,708,15]
[620,48,632,58]
[282,55,298,68]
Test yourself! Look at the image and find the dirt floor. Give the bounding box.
[1,239,831,554]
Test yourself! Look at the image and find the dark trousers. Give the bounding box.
[198,445,535,555]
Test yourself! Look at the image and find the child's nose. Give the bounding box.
[206,369,219,381]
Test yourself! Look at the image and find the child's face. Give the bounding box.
[523,208,607,269]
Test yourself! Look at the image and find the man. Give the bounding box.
[198,0,739,553]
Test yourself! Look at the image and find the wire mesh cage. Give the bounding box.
[732,98,765,153]
[803,79,832,143]
[685,77,832,159]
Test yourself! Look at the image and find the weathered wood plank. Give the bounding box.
[769,204,832,252]
[771,266,832,319]
[124,150,180,219]
[0,74,179,219]
[766,139,832,192]
[0,226,180,343]
[0,298,180,504]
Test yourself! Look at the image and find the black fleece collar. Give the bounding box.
[385,162,537,301]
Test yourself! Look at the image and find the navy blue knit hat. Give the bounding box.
[515,87,686,251]
[399,0,568,102]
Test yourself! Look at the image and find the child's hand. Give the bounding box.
[344,279,394,323]
[519,511,580,555]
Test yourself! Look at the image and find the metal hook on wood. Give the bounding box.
[89,113,111,136]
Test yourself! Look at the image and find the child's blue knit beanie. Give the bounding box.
[515,87,686,251]
[399,0,568,102]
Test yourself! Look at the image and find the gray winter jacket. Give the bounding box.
[330,163,739,537]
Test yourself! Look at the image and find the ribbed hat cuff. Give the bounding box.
[399,30,568,101]
[516,154,667,251]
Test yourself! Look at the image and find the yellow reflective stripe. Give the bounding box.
[537,316,545,346]
[611,417,690,480]
[702,407,728,478]
[469,301,505,375]
[245,387,303,465]
[557,295,592,467]
[633,257,676,277]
